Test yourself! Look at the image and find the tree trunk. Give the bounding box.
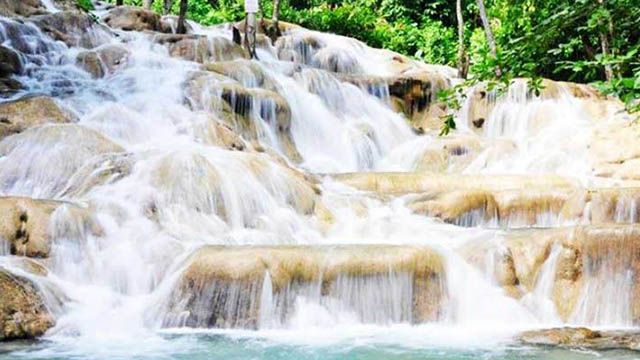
[143,0,154,9]
[272,0,281,28]
[476,0,501,77]
[244,0,259,58]
[597,0,614,81]
[599,31,614,81]
[163,0,173,14]
[456,0,468,78]
[244,13,258,58]
[177,0,188,34]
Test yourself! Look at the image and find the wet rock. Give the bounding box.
[494,225,640,323]
[519,327,640,351]
[0,95,75,140]
[589,121,640,180]
[312,47,362,74]
[0,268,54,341]
[154,34,247,63]
[561,188,640,224]
[0,196,101,258]
[275,31,323,64]
[202,61,274,90]
[159,15,193,34]
[185,71,301,162]
[0,0,46,17]
[194,117,247,151]
[102,6,163,32]
[235,18,301,37]
[30,11,112,48]
[148,150,318,221]
[333,173,578,196]
[0,197,59,257]
[163,245,445,328]
[76,44,130,78]
[58,152,134,198]
[409,188,570,227]
[336,70,451,131]
[0,124,125,197]
[0,77,22,98]
[0,45,22,77]
[412,135,484,172]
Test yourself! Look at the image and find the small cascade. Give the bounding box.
[568,229,640,327]
[459,79,609,179]
[161,246,445,329]
[521,246,562,324]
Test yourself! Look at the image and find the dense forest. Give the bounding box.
[105,0,639,113]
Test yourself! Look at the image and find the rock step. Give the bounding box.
[162,245,446,329]
[334,172,640,228]
[463,224,640,323]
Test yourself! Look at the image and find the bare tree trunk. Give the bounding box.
[272,0,281,29]
[599,31,614,81]
[143,0,154,9]
[244,0,258,58]
[598,0,614,81]
[456,0,468,78]
[177,0,188,34]
[163,0,173,14]
[244,13,258,58]
[476,0,501,77]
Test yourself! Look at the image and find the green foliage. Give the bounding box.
[76,0,95,11]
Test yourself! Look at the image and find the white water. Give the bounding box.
[0,4,637,357]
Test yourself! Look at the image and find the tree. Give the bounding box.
[177,0,188,33]
[116,0,123,5]
[164,0,174,14]
[596,0,614,81]
[476,0,501,77]
[455,0,468,78]
[272,0,281,30]
[244,0,259,58]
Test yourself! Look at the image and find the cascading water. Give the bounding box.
[1,1,639,359]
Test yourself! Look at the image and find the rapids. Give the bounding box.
[0,1,639,359]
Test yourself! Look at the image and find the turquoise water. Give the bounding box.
[1,332,638,360]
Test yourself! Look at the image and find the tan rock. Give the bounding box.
[0,0,46,17]
[76,44,130,78]
[496,225,640,323]
[0,268,54,340]
[0,96,74,140]
[519,327,640,351]
[31,11,112,48]
[102,6,163,32]
[333,172,578,196]
[193,117,247,151]
[155,34,247,63]
[0,124,125,197]
[164,245,445,328]
[58,153,134,198]
[148,150,318,221]
[185,72,301,162]
[590,122,640,180]
[0,196,100,258]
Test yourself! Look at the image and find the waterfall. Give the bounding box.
[0,3,638,358]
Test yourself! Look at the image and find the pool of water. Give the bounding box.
[1,326,638,360]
